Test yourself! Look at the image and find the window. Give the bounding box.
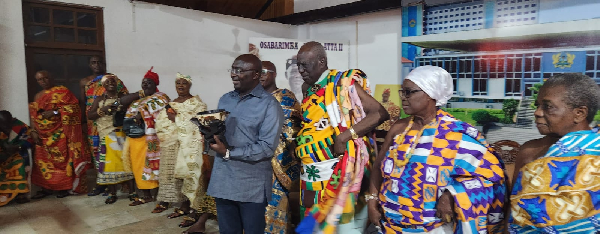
[473,56,487,95]
[23,0,104,102]
[505,54,522,96]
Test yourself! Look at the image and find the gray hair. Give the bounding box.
[542,73,600,122]
[299,41,328,65]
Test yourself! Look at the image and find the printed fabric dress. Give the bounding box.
[510,126,600,233]
[0,118,33,206]
[265,89,302,233]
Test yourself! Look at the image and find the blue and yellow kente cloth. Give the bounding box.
[265,89,302,234]
[295,69,376,234]
[380,109,506,234]
[510,126,600,234]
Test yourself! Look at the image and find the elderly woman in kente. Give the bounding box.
[154,73,217,233]
[0,110,33,206]
[87,74,137,204]
[367,65,506,234]
[509,73,600,233]
[123,67,170,206]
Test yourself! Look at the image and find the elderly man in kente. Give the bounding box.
[28,70,90,199]
[154,73,217,234]
[509,73,600,233]
[87,74,137,204]
[0,110,33,205]
[367,66,506,234]
[260,61,302,233]
[81,56,114,196]
[207,54,284,233]
[123,67,170,206]
[294,41,389,234]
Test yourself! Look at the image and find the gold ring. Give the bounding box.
[444,214,452,223]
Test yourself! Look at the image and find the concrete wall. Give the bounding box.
[0,1,29,122]
[1,0,296,122]
[297,9,403,87]
[538,0,600,24]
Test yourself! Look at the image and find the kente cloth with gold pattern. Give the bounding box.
[124,91,170,181]
[509,126,600,233]
[28,86,90,193]
[0,118,33,206]
[295,69,376,234]
[379,109,506,234]
[85,75,128,169]
[266,89,302,234]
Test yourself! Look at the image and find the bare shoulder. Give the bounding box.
[515,136,556,166]
[33,90,45,101]
[80,76,93,86]
[388,117,410,136]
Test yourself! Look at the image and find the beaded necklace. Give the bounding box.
[391,116,438,168]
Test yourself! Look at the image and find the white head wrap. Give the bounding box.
[405,65,453,106]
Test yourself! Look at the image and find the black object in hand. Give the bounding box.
[190,109,229,154]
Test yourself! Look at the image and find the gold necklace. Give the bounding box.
[392,117,437,168]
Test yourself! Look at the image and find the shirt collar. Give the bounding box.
[232,83,265,98]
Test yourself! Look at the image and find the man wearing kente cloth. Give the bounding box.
[509,73,600,233]
[0,110,33,206]
[29,71,90,198]
[260,61,302,233]
[294,42,389,233]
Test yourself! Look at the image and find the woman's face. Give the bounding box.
[400,79,433,116]
[141,78,157,95]
[103,77,117,92]
[534,85,580,136]
[175,79,191,97]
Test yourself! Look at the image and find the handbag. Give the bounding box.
[113,111,126,127]
[123,118,145,138]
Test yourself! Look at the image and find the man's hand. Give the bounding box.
[367,199,383,228]
[435,190,455,223]
[210,135,227,156]
[40,110,57,120]
[31,131,42,145]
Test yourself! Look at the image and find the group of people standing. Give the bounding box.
[1,40,600,234]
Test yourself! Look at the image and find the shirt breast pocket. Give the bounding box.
[236,115,261,134]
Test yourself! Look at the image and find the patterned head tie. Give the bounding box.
[405,65,453,106]
[144,66,159,86]
[176,72,192,83]
[383,88,391,95]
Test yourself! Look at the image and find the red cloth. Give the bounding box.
[144,66,159,86]
[28,86,90,193]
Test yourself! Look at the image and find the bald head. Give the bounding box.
[297,41,328,85]
[0,110,12,130]
[260,61,277,92]
[35,70,54,90]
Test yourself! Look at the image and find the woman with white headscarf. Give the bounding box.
[366,66,507,233]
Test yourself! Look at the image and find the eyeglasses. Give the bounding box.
[228,68,258,75]
[399,89,423,97]
[261,69,275,75]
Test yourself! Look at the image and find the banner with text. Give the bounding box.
[249,38,350,101]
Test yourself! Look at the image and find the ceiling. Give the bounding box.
[137,0,293,20]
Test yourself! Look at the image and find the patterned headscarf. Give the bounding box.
[176,72,192,83]
[405,65,453,106]
[100,74,126,93]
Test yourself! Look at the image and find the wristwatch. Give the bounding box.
[349,127,359,140]
[53,110,59,115]
[223,149,230,160]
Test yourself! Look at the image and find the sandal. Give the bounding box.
[179,211,200,228]
[128,193,139,201]
[105,193,118,204]
[152,202,170,213]
[168,208,189,219]
[88,185,107,196]
[129,197,154,206]
[31,190,52,199]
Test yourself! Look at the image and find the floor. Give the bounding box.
[0,192,220,234]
